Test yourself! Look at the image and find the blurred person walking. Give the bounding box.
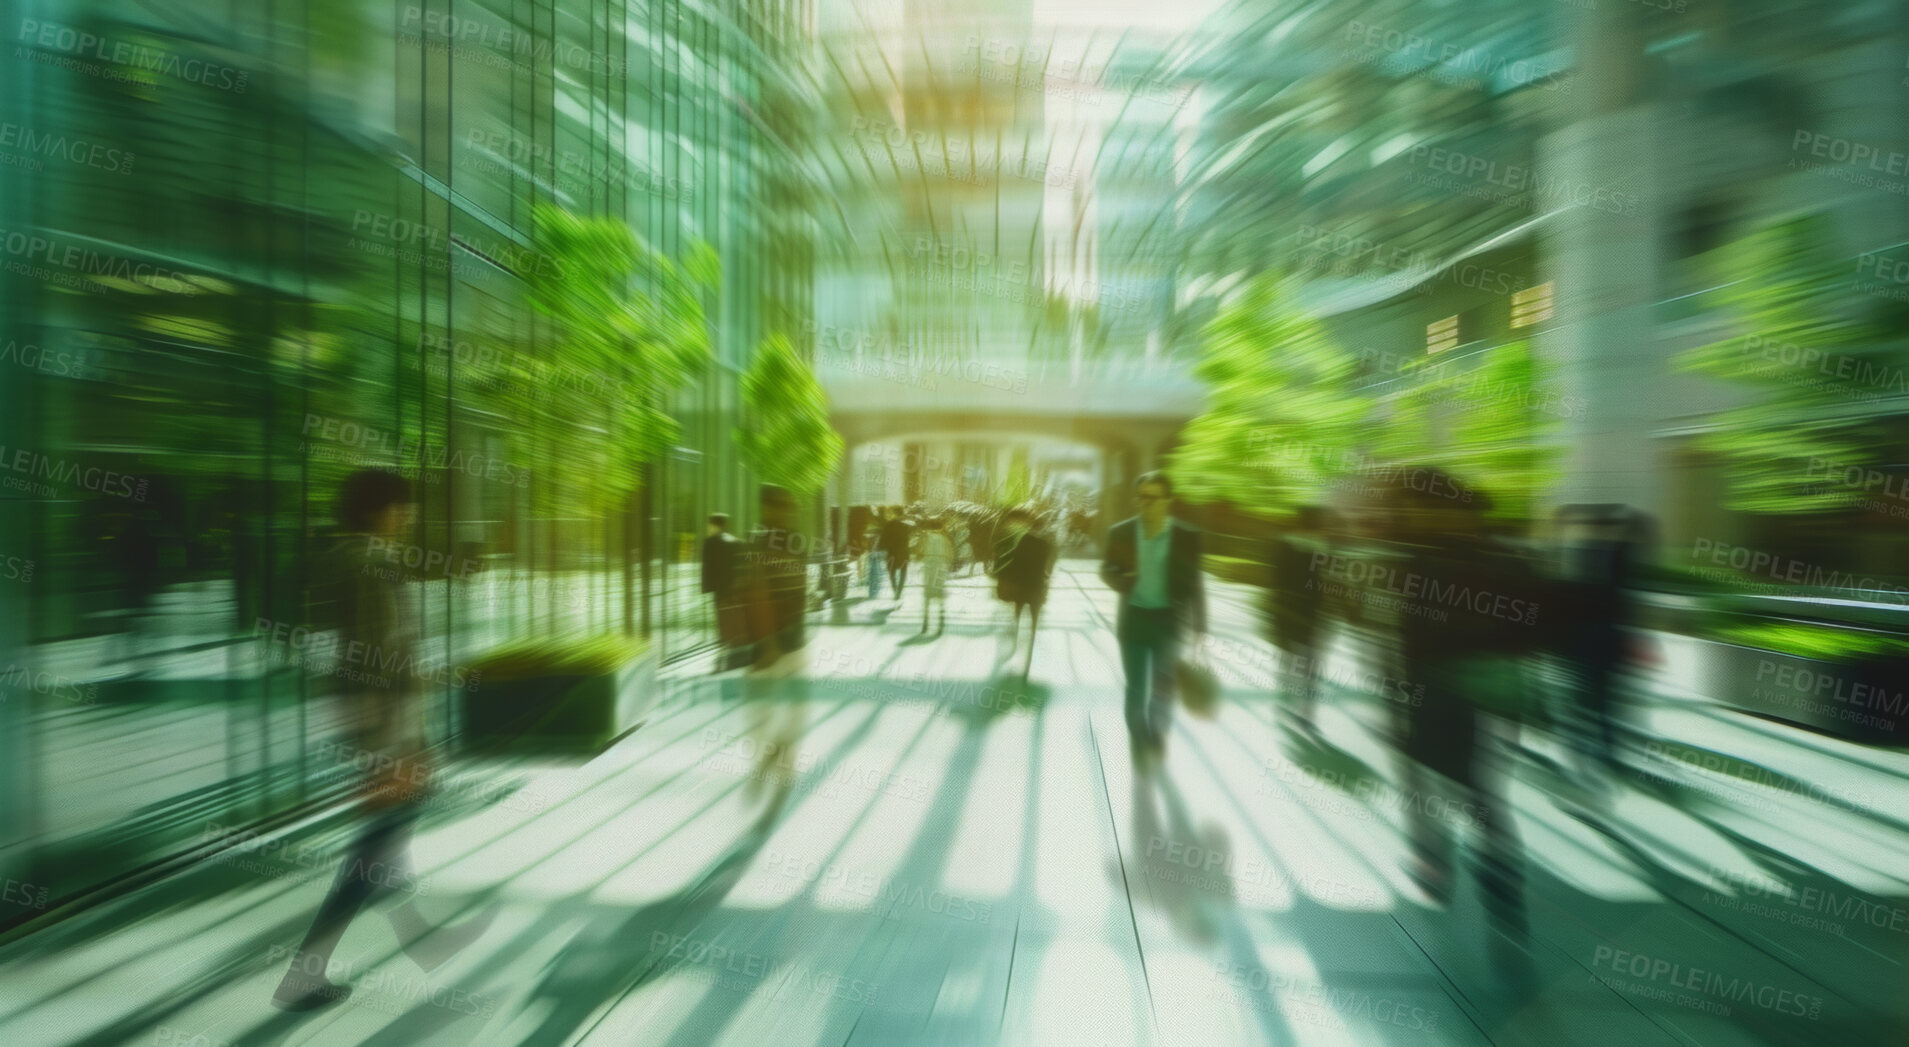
[100,506,162,677]
[879,504,914,599]
[1100,472,1207,767]
[914,516,954,634]
[1389,472,1537,940]
[702,513,749,671]
[993,507,1054,677]
[967,508,997,577]
[272,470,491,1011]
[742,485,812,815]
[1269,506,1334,732]
[864,506,887,600]
[1552,505,1648,769]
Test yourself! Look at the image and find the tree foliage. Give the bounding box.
[1373,339,1563,519]
[735,332,844,495]
[1673,218,1890,514]
[515,203,720,513]
[1171,272,1369,517]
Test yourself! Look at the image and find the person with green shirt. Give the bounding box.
[1100,472,1207,767]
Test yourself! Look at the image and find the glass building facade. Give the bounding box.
[0,0,812,916]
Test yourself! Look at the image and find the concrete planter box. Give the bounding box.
[462,646,657,757]
[1695,638,1906,746]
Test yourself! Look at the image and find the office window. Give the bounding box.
[1427,314,1459,354]
[1512,282,1554,328]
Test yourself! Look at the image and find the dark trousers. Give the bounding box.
[1570,629,1622,762]
[1118,606,1179,745]
[291,804,419,963]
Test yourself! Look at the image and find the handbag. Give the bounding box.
[1175,648,1221,719]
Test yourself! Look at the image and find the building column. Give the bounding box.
[1541,1,1668,518]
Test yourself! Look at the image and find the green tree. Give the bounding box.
[517,203,720,515]
[1673,218,1889,514]
[1372,339,1563,519]
[1171,272,1369,517]
[735,332,844,495]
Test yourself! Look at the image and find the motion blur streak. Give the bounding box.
[0,0,1904,1044]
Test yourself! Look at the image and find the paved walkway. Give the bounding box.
[0,560,1903,1045]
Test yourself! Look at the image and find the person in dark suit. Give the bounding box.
[879,505,913,599]
[702,514,748,671]
[967,509,996,576]
[1269,506,1334,732]
[273,470,492,1011]
[1553,505,1647,768]
[992,506,1053,677]
[1100,471,1207,766]
[1389,472,1535,940]
[741,485,812,812]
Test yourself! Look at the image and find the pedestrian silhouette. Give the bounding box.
[271,470,494,1011]
[914,515,953,635]
[1100,472,1206,768]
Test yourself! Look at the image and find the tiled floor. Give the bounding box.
[1,562,1902,1045]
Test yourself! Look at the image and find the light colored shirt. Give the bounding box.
[1130,519,1173,609]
